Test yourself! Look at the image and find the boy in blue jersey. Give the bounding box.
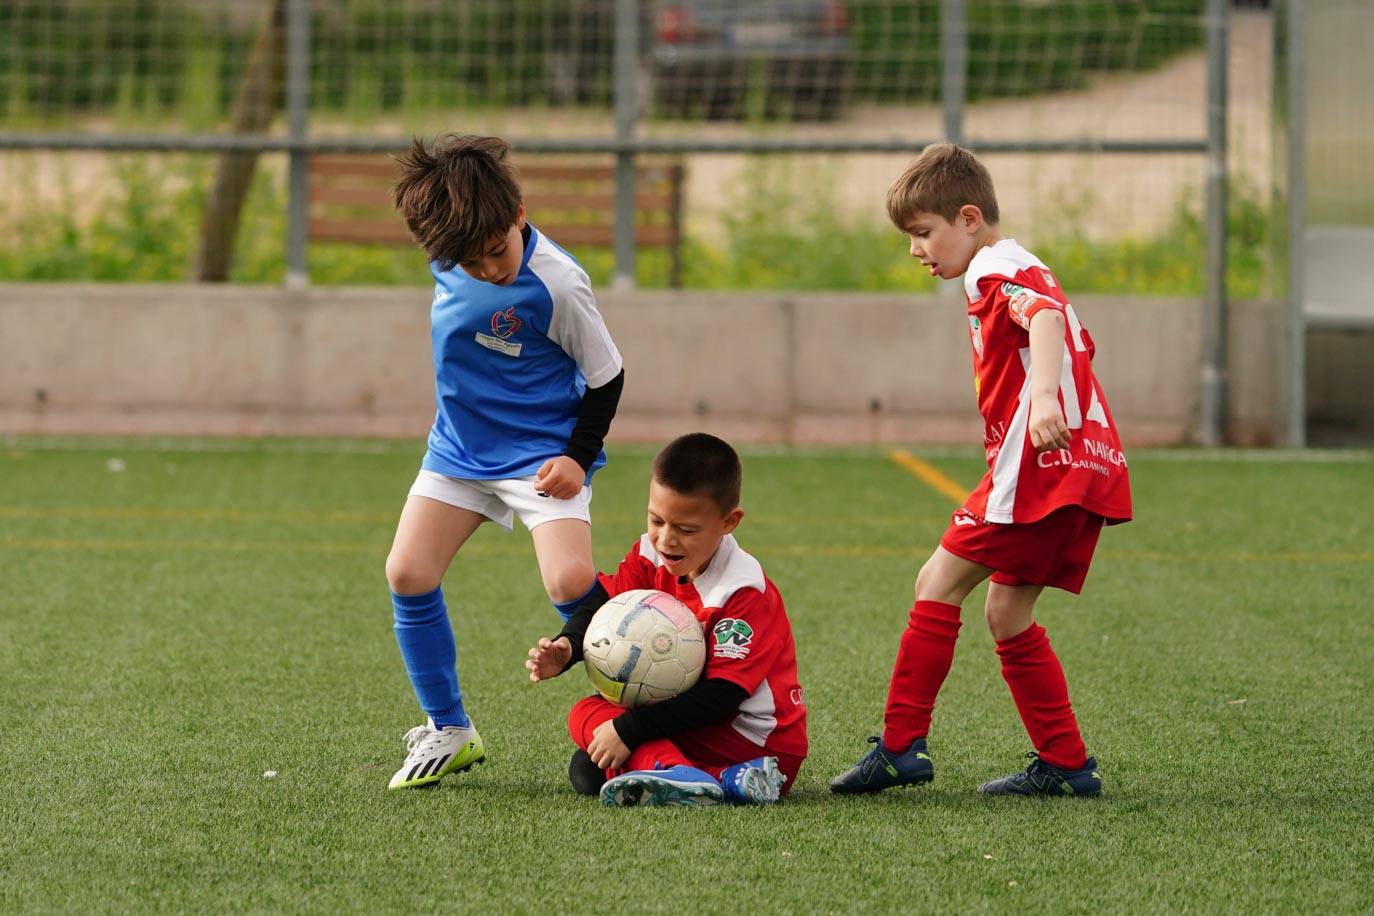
[382,134,626,789]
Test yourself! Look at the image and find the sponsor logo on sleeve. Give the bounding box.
[968,315,984,359]
[1002,282,1047,328]
[712,618,754,660]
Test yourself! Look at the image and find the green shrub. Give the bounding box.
[0,152,1270,299]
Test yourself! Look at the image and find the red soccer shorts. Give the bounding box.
[939,505,1104,594]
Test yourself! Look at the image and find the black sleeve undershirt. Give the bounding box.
[563,368,625,472]
[612,678,750,749]
[554,581,610,669]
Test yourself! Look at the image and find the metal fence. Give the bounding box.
[0,0,1230,440]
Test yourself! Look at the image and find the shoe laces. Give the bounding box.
[402,724,444,755]
[1022,752,1060,780]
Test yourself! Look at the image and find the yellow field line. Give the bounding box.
[887,448,969,505]
[0,506,395,524]
[0,505,945,528]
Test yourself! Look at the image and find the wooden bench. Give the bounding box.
[308,155,686,286]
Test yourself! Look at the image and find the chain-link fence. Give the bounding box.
[0,0,1231,264]
[1,0,1238,438]
[0,0,1230,264]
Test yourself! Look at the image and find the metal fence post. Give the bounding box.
[612,0,639,290]
[1200,0,1229,446]
[941,0,966,145]
[1285,0,1307,447]
[284,0,311,289]
[939,0,967,300]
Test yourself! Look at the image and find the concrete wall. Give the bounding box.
[0,283,1295,446]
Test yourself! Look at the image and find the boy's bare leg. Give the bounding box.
[982,581,1040,640]
[384,495,488,789]
[915,545,994,605]
[530,517,597,606]
[386,495,486,595]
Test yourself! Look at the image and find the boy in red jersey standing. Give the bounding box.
[831,143,1132,797]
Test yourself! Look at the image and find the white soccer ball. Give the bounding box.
[583,589,706,707]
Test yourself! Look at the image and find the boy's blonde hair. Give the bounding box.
[886,142,999,229]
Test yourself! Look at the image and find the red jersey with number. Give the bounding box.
[598,534,808,759]
[959,239,1133,525]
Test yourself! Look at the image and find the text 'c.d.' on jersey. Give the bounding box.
[960,238,1133,525]
[599,534,809,760]
[422,225,623,482]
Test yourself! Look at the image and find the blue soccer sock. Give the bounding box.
[553,580,601,623]
[391,586,470,729]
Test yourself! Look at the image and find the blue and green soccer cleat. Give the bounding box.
[829,736,935,794]
[978,752,1102,797]
[719,756,786,805]
[600,765,724,807]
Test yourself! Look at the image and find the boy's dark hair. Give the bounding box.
[651,433,742,514]
[392,134,522,271]
[886,142,999,229]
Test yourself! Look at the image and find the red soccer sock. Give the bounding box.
[995,622,1088,770]
[567,695,691,777]
[882,600,963,753]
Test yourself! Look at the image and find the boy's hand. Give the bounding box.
[587,720,631,770]
[534,456,584,500]
[526,636,573,682]
[1028,396,1071,452]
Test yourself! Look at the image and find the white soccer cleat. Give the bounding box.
[387,719,485,790]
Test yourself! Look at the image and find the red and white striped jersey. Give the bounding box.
[958,239,1132,525]
[599,534,808,759]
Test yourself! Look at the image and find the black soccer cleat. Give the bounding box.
[978,752,1102,797]
[830,736,935,794]
[569,748,607,797]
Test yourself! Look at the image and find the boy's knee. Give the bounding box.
[913,559,933,601]
[983,600,1032,642]
[544,563,596,605]
[385,551,440,596]
[568,694,613,743]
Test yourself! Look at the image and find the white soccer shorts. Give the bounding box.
[408,469,592,531]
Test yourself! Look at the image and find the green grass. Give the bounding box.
[2,438,1372,912]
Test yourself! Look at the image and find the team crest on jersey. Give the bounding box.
[968,315,984,359]
[490,306,522,339]
[712,618,754,660]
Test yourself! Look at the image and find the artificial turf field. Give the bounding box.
[2,437,1371,913]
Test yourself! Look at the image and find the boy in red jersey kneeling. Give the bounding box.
[527,434,808,807]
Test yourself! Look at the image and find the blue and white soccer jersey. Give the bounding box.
[412,225,622,529]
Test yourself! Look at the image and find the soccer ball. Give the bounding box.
[583,589,706,707]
